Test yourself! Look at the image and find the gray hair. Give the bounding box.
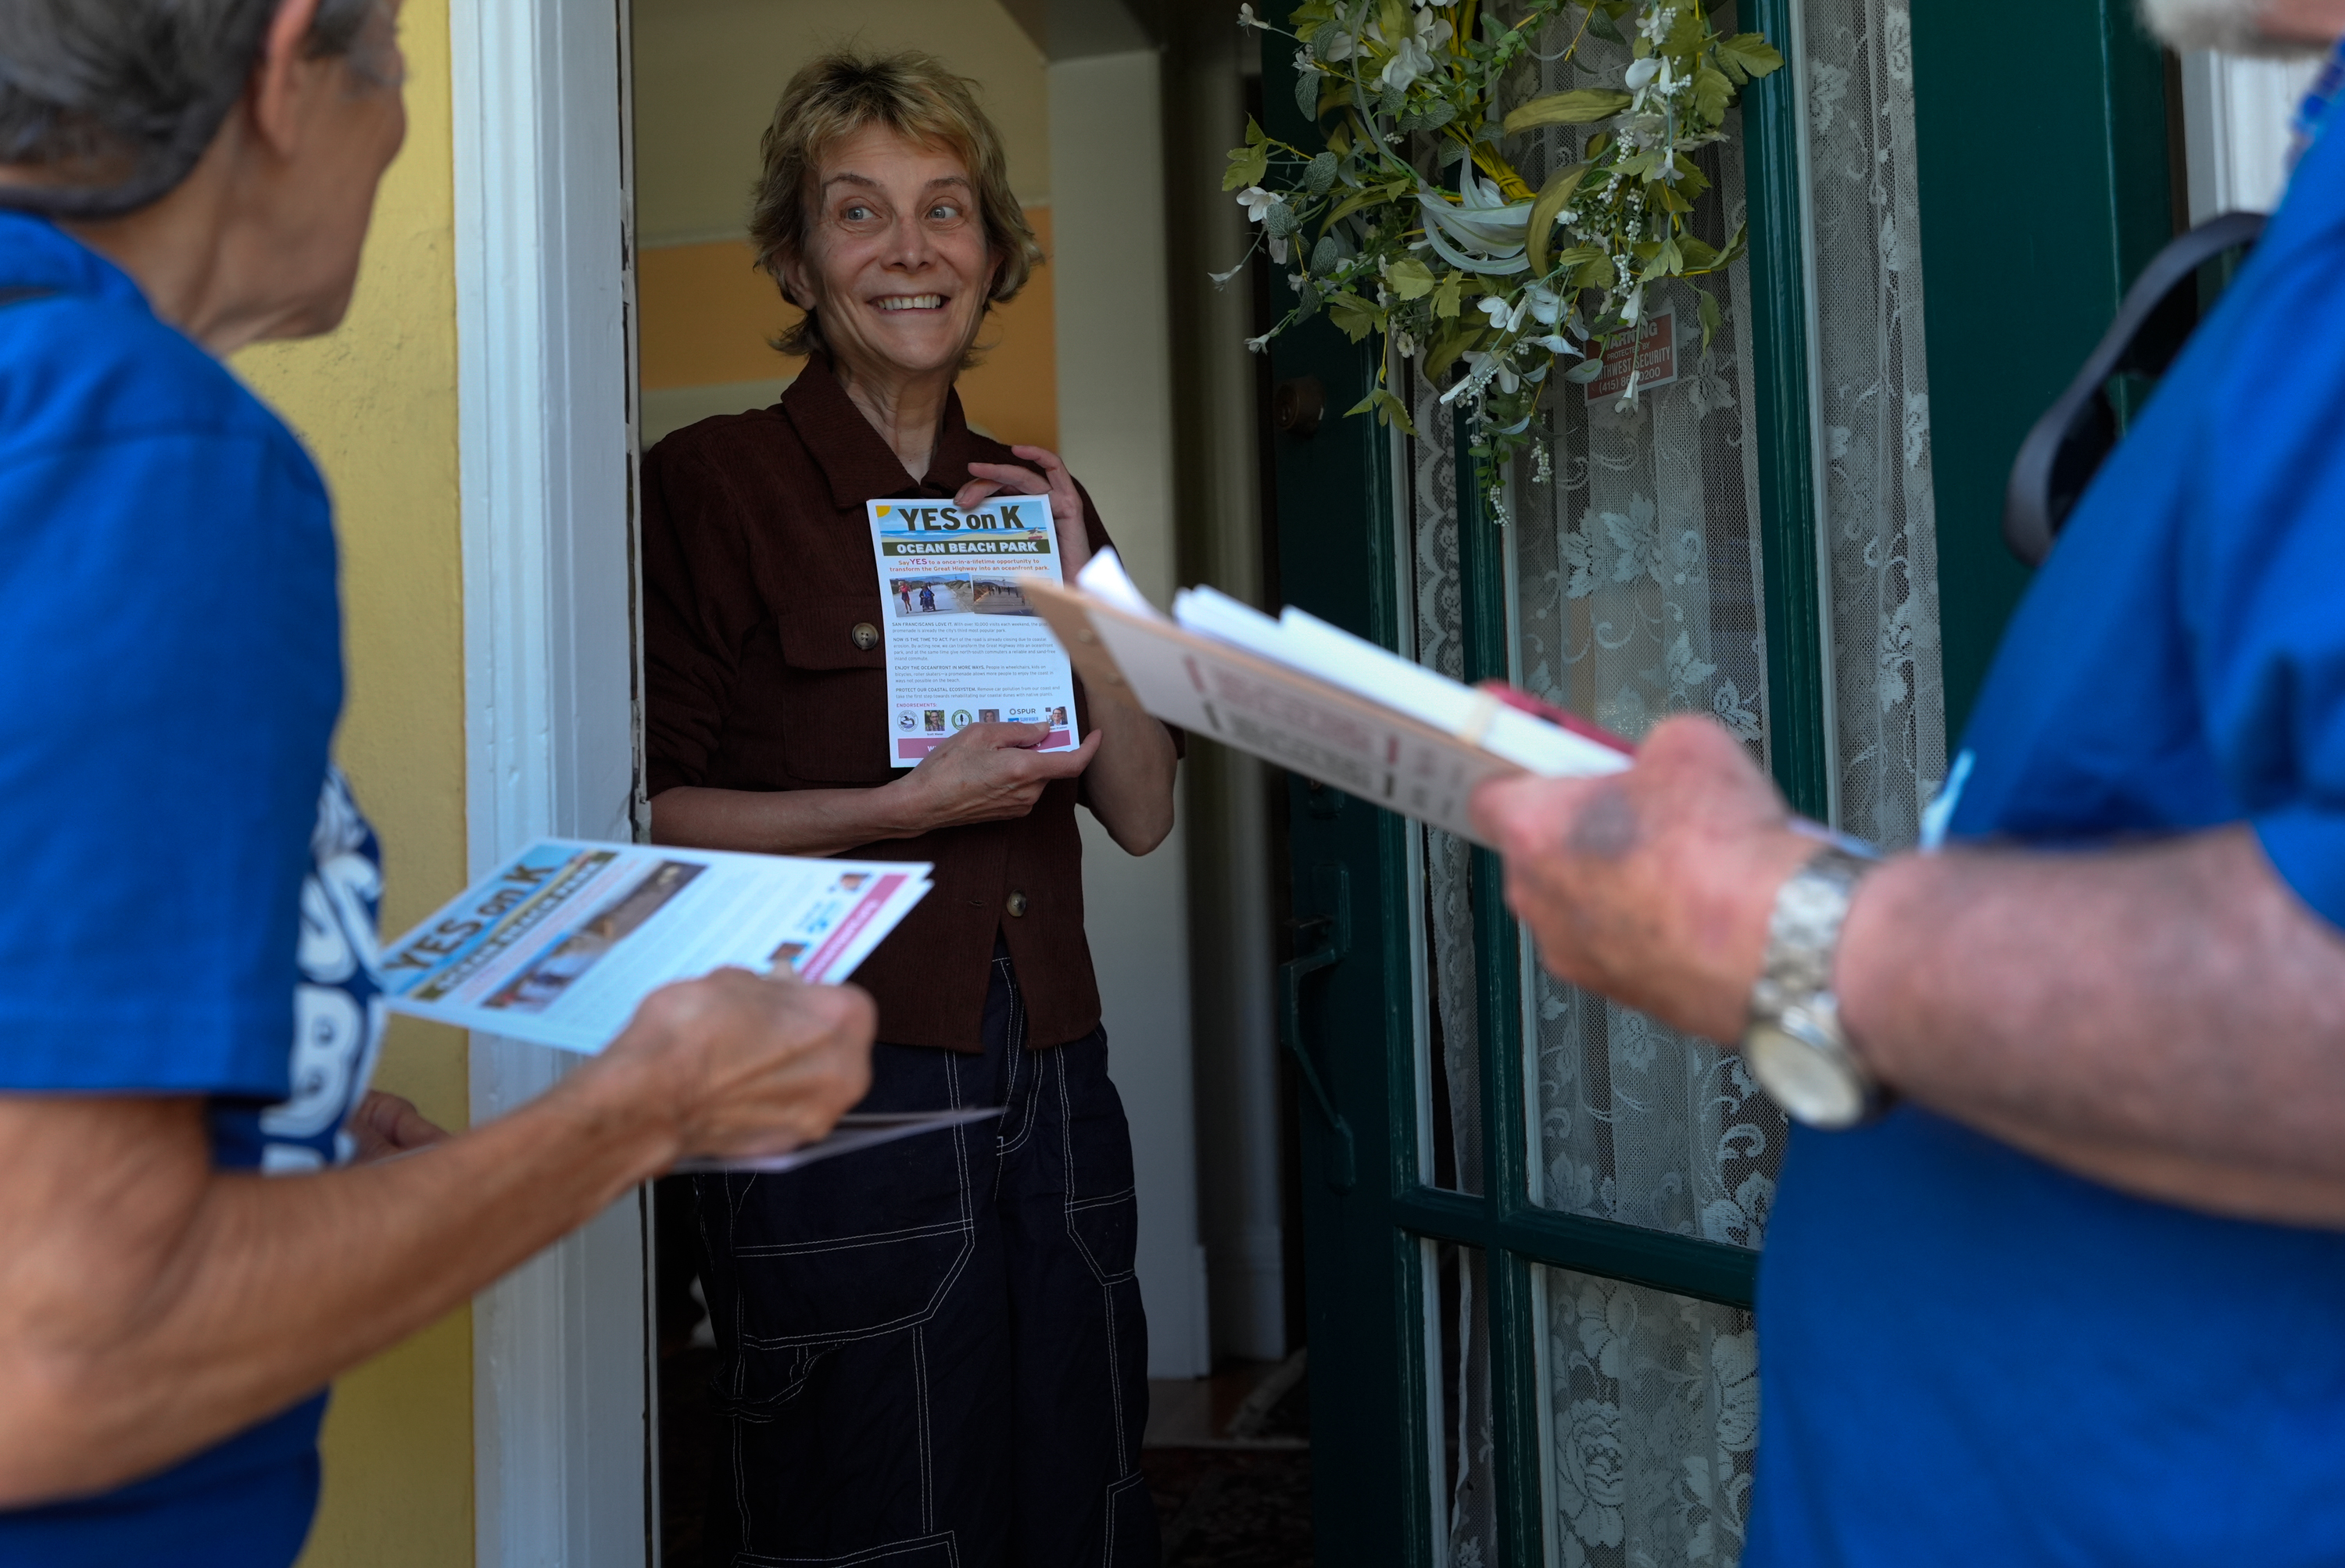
[0,0,385,219]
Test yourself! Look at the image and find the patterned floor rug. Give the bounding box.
[1144,1448,1315,1567]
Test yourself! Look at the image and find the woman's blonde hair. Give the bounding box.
[749,48,1042,360]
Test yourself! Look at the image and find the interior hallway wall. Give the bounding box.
[1049,48,1212,1380]
[1160,1,1287,1365]
[231,0,475,1559]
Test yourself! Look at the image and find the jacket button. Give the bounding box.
[1005,890,1029,918]
[850,621,880,651]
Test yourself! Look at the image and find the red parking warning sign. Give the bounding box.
[1586,307,1678,401]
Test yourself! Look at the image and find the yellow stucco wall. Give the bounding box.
[232,2,475,1562]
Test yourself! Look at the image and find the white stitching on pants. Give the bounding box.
[1101,1471,1147,1567]
[1054,1048,1132,1478]
[993,954,1040,1161]
[732,1530,961,1565]
[913,1324,934,1534]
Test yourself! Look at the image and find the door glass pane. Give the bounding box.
[1493,17,1788,1245]
[1539,1266,1758,1568]
[1427,1241,1501,1568]
[1405,403,1486,1197]
[1489,0,1946,1240]
[1803,0,1950,846]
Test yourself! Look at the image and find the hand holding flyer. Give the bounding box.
[381,842,932,1054]
[868,495,1082,765]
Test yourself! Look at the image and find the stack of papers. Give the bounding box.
[1029,552,1633,847]
[381,841,931,1054]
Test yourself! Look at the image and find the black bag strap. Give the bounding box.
[2003,211,2266,567]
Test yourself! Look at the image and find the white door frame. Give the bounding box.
[2177,50,2326,223]
[450,0,649,1561]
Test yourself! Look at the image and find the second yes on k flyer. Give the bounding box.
[867,496,1082,766]
[380,841,932,1054]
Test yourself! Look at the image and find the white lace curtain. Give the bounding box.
[1412,3,1944,1564]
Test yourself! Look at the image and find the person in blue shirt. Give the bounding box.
[0,2,876,1563]
[1474,0,2345,1560]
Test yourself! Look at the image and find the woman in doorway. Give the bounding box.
[641,49,1178,1568]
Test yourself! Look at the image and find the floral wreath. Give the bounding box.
[1226,0,1782,503]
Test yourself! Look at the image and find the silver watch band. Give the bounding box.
[1745,846,1890,1128]
[1751,847,1874,1021]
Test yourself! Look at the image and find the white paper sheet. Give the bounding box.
[380,840,931,1054]
[867,495,1083,765]
[670,1107,1005,1173]
[1028,563,1634,846]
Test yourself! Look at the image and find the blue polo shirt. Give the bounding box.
[0,214,381,1565]
[1745,94,2345,1566]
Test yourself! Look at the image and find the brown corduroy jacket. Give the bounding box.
[641,354,1122,1051]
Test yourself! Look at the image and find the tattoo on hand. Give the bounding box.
[1570,786,1642,861]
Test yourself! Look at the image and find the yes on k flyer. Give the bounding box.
[866,495,1083,766]
[381,841,932,1054]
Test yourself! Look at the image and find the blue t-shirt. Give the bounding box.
[0,214,384,1566]
[1746,100,2345,1566]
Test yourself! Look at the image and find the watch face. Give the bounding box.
[1745,1018,1868,1130]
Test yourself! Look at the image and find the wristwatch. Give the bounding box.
[1742,845,1891,1129]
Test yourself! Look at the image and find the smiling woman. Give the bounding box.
[639,46,1180,1568]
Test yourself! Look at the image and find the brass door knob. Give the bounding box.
[850,621,880,651]
[1273,376,1325,437]
[1005,890,1029,918]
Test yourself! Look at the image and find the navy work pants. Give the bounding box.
[687,944,1160,1566]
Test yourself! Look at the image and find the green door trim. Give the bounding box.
[1741,0,1835,825]
[1431,0,1816,1316]
[1435,22,1824,1554]
[1266,7,1833,1560]
[1266,313,1441,1565]
[1910,0,2175,743]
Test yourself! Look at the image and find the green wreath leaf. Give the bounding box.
[1502,89,1634,136]
[1714,33,1786,84]
[1387,256,1437,299]
[1327,292,1383,342]
[1693,63,1734,124]
[1525,160,1592,278]
[1425,320,1487,381]
[1345,386,1420,436]
[1223,123,1269,192]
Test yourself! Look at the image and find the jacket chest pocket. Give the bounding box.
[774,598,893,785]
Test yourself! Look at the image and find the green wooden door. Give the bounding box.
[1261,5,2172,1566]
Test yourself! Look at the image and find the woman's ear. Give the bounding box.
[775,246,816,311]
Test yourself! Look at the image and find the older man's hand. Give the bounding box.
[1468,715,1817,1044]
[597,967,876,1166]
